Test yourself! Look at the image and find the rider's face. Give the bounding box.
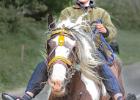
[78,0,90,4]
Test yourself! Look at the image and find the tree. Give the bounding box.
[0,0,73,21]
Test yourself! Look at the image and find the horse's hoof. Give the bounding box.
[1,93,16,100]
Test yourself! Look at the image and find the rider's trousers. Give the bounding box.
[25,60,121,97]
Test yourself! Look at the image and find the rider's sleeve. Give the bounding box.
[101,10,117,43]
[58,7,71,22]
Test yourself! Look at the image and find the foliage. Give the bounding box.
[96,0,140,29]
[0,0,140,91]
[0,0,140,28]
[43,0,73,13]
[0,7,48,91]
[118,29,140,65]
[0,0,73,15]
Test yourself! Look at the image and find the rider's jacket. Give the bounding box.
[58,3,118,65]
[58,4,117,43]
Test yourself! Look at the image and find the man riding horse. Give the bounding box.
[2,0,125,100]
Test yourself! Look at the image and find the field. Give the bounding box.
[0,0,140,92]
[0,17,48,91]
[0,28,140,91]
[118,29,140,65]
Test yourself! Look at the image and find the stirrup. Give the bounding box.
[2,93,21,100]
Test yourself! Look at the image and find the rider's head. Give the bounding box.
[76,0,90,6]
[76,0,95,8]
[78,0,90,4]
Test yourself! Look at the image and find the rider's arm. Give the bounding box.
[101,10,117,43]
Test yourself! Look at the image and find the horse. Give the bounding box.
[46,14,125,100]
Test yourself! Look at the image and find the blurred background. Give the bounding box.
[0,0,140,97]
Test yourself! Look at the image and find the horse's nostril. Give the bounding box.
[51,80,63,92]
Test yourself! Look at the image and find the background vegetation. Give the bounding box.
[0,0,140,91]
[96,0,140,29]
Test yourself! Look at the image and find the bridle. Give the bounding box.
[47,28,76,68]
[46,28,78,86]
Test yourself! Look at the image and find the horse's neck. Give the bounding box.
[81,73,107,100]
[81,73,100,100]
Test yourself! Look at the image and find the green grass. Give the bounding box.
[0,20,140,91]
[0,33,42,91]
[0,0,140,93]
[118,29,140,65]
[97,0,140,29]
[0,15,48,91]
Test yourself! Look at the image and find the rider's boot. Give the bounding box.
[114,93,124,100]
[2,93,32,100]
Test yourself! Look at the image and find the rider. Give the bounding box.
[2,0,124,100]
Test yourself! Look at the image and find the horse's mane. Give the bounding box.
[49,13,104,84]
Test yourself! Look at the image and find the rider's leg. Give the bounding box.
[100,64,123,100]
[2,61,48,100]
[25,61,48,98]
[98,51,123,100]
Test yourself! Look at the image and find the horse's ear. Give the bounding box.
[47,13,56,30]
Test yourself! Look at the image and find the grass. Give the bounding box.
[97,0,140,29]
[118,29,140,65]
[0,15,140,91]
[1,29,140,91]
[0,0,140,94]
[0,16,48,91]
[0,33,42,91]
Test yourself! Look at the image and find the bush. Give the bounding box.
[96,0,140,29]
[0,7,48,91]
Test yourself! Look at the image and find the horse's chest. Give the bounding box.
[65,72,93,100]
[48,72,93,100]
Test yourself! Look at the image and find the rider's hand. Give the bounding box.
[96,23,107,34]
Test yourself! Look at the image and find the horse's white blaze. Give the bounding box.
[51,64,66,81]
[52,36,76,58]
[55,46,70,58]
[81,74,100,100]
[53,36,76,47]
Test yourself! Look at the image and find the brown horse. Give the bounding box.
[46,18,125,100]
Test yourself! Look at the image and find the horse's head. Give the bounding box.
[46,28,78,96]
[46,17,103,97]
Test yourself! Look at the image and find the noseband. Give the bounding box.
[48,56,72,68]
[46,28,78,85]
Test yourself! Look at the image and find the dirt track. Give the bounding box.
[1,62,140,100]
[123,62,140,100]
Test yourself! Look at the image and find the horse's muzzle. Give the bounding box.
[48,79,66,97]
[51,87,66,97]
